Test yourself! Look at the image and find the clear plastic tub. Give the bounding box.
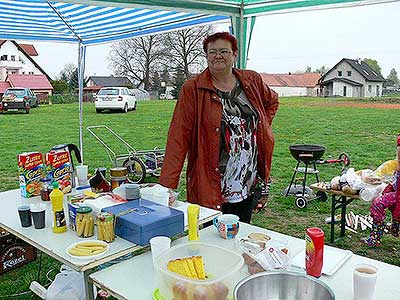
[154,242,244,300]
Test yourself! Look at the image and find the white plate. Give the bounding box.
[291,245,352,276]
[66,240,110,260]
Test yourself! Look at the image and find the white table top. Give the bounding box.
[0,189,220,272]
[90,223,400,300]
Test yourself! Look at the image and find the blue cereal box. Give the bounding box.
[102,199,184,246]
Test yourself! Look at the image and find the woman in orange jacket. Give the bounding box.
[159,32,279,223]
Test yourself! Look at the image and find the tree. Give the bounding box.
[363,58,382,76]
[315,65,328,75]
[57,63,78,91]
[68,68,79,91]
[109,35,166,90]
[387,68,399,84]
[305,66,312,73]
[164,26,213,80]
[171,68,185,99]
[51,80,68,94]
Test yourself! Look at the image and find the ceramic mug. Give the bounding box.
[213,214,240,239]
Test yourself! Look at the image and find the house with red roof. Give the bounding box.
[0,40,52,97]
[261,72,321,97]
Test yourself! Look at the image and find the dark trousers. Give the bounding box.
[221,195,254,224]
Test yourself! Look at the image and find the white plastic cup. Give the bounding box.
[150,236,171,268]
[353,264,378,300]
[76,165,88,185]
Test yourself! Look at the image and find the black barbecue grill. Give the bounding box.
[284,144,350,208]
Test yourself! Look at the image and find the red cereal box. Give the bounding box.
[45,151,72,194]
[18,152,44,198]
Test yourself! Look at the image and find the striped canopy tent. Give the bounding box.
[0,0,396,159]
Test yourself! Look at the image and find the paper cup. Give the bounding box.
[30,203,46,229]
[76,165,89,185]
[18,205,32,227]
[150,236,171,268]
[353,264,378,300]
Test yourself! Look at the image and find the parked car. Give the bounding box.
[159,93,174,100]
[0,87,38,114]
[94,87,136,113]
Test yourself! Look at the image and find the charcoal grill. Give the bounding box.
[284,144,350,209]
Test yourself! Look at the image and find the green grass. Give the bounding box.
[1,98,399,298]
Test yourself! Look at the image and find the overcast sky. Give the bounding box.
[32,2,399,79]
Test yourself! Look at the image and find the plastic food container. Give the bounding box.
[154,242,244,300]
[76,206,94,238]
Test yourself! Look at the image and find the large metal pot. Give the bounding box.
[234,271,335,300]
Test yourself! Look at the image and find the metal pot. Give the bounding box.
[234,271,335,300]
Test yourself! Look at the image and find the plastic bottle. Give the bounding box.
[305,227,324,277]
[188,204,200,241]
[50,182,67,233]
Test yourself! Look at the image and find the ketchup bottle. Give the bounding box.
[305,227,324,278]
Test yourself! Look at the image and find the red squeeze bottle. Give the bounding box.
[305,227,324,278]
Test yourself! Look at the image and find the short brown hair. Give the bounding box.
[203,32,238,53]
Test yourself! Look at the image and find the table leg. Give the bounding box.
[330,195,336,243]
[84,269,95,300]
[340,196,347,238]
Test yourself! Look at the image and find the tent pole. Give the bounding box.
[77,42,86,163]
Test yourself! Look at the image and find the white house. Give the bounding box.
[0,40,50,81]
[261,73,321,97]
[318,58,385,97]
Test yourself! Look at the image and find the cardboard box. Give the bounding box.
[0,228,36,274]
[45,150,72,193]
[18,152,44,198]
[102,199,184,246]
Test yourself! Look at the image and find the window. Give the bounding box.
[343,86,347,97]
[338,71,342,76]
[347,71,352,76]
[0,55,7,61]
[22,71,25,74]
[29,71,34,75]
[368,85,372,93]
[11,55,15,61]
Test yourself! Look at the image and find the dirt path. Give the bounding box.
[311,102,400,109]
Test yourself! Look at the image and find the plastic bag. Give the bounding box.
[359,183,387,202]
[46,265,96,300]
[341,168,365,191]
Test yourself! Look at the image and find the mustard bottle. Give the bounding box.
[50,182,67,233]
[188,204,200,241]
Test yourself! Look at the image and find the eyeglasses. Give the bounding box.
[207,49,232,57]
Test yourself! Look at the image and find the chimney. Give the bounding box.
[357,58,362,65]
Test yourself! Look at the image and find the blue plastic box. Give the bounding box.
[101,199,184,246]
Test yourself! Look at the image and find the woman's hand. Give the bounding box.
[168,188,177,206]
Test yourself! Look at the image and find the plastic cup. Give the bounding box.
[76,165,89,185]
[18,205,32,227]
[150,236,171,267]
[353,264,378,300]
[30,203,46,229]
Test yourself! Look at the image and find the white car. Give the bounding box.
[95,87,136,113]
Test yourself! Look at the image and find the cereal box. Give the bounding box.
[45,150,72,194]
[18,152,44,198]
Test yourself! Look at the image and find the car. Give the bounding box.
[94,87,137,113]
[159,93,174,100]
[0,87,38,114]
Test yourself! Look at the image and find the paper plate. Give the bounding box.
[66,240,110,260]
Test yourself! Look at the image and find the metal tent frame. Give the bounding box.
[0,0,398,160]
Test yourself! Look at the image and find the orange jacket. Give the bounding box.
[159,68,279,210]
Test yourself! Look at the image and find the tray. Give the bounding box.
[291,245,352,276]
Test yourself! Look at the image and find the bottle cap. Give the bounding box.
[53,182,59,189]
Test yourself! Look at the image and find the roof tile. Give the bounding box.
[261,73,320,87]
[7,74,53,89]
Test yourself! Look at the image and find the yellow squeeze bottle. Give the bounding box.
[188,204,200,241]
[50,182,67,233]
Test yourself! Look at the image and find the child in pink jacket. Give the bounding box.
[362,134,400,246]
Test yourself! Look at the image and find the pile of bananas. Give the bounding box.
[68,241,107,256]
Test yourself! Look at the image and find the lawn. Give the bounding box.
[0,97,399,299]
